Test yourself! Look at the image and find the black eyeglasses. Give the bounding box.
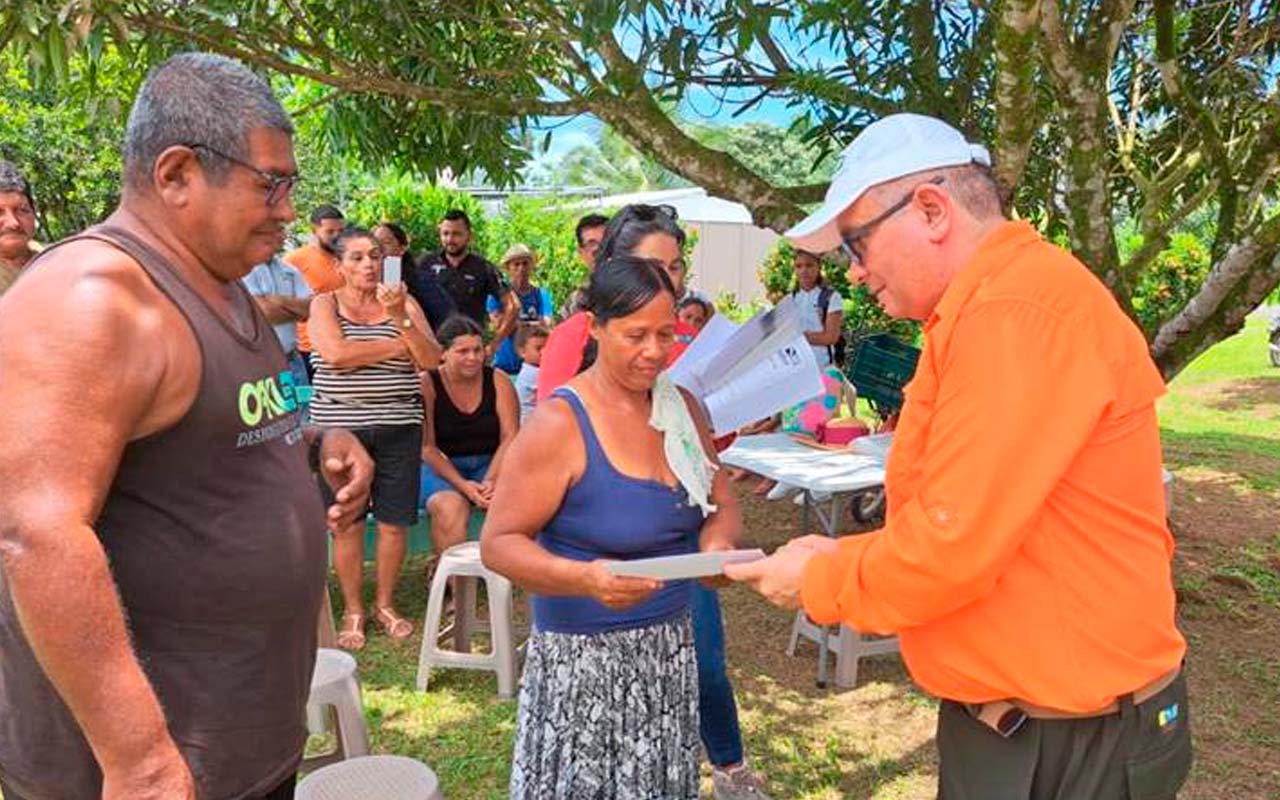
[839,176,945,266]
[184,143,300,206]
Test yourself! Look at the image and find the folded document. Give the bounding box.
[606,549,767,580]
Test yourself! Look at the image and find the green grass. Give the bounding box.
[1152,316,1280,796]
[1159,316,1280,492]
[318,557,518,799]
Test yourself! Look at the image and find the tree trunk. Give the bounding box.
[992,0,1042,206]
[1057,99,1128,306]
[1036,0,1130,313]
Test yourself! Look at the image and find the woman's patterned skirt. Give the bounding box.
[509,613,700,799]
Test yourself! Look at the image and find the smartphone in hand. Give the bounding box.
[383,255,402,286]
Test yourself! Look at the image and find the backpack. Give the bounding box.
[793,284,846,368]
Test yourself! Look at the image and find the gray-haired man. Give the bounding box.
[0,53,374,800]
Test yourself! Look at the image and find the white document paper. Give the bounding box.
[703,340,821,433]
[670,299,823,435]
[606,549,766,580]
[667,314,739,396]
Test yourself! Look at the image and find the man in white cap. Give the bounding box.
[727,114,1190,799]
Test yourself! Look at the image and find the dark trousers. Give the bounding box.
[937,673,1192,800]
[691,582,744,767]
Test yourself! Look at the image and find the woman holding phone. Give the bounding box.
[309,226,441,649]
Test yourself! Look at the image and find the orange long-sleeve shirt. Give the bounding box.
[284,242,344,353]
[801,221,1186,713]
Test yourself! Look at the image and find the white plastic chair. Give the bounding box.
[304,648,370,768]
[416,541,518,698]
[297,755,444,800]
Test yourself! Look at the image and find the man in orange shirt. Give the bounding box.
[285,204,346,374]
[727,114,1191,799]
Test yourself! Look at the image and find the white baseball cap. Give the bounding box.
[785,113,992,253]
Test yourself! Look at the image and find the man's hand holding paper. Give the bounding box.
[723,536,840,610]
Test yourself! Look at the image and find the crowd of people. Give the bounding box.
[259,197,773,798]
[0,49,1191,800]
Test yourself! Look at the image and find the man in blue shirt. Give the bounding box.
[243,254,312,389]
[488,243,554,374]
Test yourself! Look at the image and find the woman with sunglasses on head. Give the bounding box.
[535,204,773,800]
[483,255,742,799]
[536,205,698,400]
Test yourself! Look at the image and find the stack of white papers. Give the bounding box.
[668,300,823,435]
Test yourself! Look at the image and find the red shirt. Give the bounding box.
[536,311,694,402]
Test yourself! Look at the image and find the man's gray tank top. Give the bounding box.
[0,225,328,799]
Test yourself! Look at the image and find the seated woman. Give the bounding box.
[308,226,441,650]
[420,316,519,557]
[481,256,742,800]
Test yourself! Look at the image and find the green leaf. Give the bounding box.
[46,25,67,85]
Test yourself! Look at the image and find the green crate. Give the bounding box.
[845,333,921,416]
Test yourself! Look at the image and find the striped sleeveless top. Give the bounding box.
[309,310,423,428]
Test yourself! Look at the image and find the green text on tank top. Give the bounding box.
[0,224,327,800]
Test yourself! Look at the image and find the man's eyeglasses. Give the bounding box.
[839,176,945,265]
[184,143,300,207]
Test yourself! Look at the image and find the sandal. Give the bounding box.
[375,607,414,641]
[336,613,366,651]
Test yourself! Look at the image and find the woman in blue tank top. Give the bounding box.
[481,255,743,800]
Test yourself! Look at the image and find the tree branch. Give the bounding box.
[1037,0,1089,104]
[754,20,793,75]
[906,0,942,112]
[1087,0,1137,66]
[1037,0,1125,302]
[587,29,805,231]
[1122,179,1218,279]
[126,10,580,117]
[1153,0,1238,258]
[1151,212,1280,378]
[780,183,828,204]
[1239,92,1280,224]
